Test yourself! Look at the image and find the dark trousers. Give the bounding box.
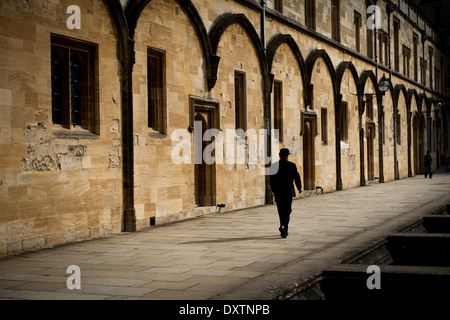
[275,194,293,230]
[425,164,432,178]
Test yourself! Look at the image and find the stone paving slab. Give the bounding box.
[0,172,449,300]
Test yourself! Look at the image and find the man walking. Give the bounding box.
[424,151,432,179]
[269,148,302,238]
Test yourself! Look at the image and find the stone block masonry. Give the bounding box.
[0,0,449,256]
[0,0,122,256]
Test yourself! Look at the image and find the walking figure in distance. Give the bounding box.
[424,150,432,179]
[269,148,302,238]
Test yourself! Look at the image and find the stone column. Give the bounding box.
[377,93,385,183]
[359,97,366,186]
[118,37,136,232]
[335,93,343,190]
[407,106,413,177]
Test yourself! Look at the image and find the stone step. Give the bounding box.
[320,264,450,299]
[386,233,450,266]
[423,215,450,233]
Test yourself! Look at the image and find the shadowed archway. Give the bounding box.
[305,49,341,190]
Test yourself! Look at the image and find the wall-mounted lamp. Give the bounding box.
[378,74,390,93]
[434,101,442,111]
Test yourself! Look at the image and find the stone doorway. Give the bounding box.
[194,106,217,207]
[367,123,375,182]
[303,117,315,190]
[419,115,426,174]
[413,115,419,175]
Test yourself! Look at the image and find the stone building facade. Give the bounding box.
[0,0,449,256]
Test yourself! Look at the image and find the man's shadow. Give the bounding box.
[180,235,281,244]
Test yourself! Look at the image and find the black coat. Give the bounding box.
[269,158,302,198]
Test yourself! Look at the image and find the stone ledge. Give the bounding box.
[423,216,450,233]
[386,233,450,266]
[320,264,450,299]
[52,130,99,139]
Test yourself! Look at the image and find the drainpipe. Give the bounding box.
[260,0,272,203]
[387,3,395,81]
[374,1,378,82]
[386,3,398,180]
[422,33,427,90]
[260,0,266,54]
[373,1,384,183]
[422,32,431,153]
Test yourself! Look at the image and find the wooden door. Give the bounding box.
[303,118,315,190]
[194,108,216,206]
[367,124,375,181]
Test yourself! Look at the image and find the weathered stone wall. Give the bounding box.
[362,79,381,183]
[0,0,448,256]
[397,88,409,179]
[340,68,361,189]
[0,0,122,256]
[271,42,304,178]
[133,0,207,227]
[310,57,337,192]
[212,22,266,210]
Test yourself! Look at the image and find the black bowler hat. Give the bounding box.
[279,148,290,157]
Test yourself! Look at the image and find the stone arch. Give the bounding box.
[359,70,383,183]
[102,0,221,231]
[102,0,129,46]
[336,61,362,187]
[381,77,395,181]
[407,88,420,112]
[305,49,338,106]
[394,84,408,178]
[209,13,278,203]
[208,12,271,116]
[305,49,341,190]
[266,34,309,95]
[383,77,396,108]
[393,84,407,111]
[418,93,432,157]
[208,12,272,205]
[209,13,269,78]
[406,89,419,177]
[359,70,377,94]
[124,0,219,90]
[359,70,388,108]
[266,34,307,159]
[336,61,360,96]
[336,61,360,149]
[419,93,431,113]
[393,84,408,128]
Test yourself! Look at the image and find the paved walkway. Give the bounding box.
[1,172,449,300]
